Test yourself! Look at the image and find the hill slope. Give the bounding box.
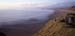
[33,8,75,36]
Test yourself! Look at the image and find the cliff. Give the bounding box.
[33,8,75,36]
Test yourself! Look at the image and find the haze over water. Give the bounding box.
[0,0,75,36]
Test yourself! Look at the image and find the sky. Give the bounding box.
[0,0,74,9]
[0,0,49,9]
[0,0,53,4]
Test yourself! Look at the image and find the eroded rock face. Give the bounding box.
[33,8,75,36]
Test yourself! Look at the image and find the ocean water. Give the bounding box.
[0,8,55,29]
[0,9,55,22]
[0,9,55,36]
[0,1,74,36]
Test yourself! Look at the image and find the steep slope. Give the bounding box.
[33,8,75,36]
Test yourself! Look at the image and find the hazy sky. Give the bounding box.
[0,0,50,3]
[0,0,50,9]
[0,0,74,9]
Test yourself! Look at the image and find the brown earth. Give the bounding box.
[33,8,75,36]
